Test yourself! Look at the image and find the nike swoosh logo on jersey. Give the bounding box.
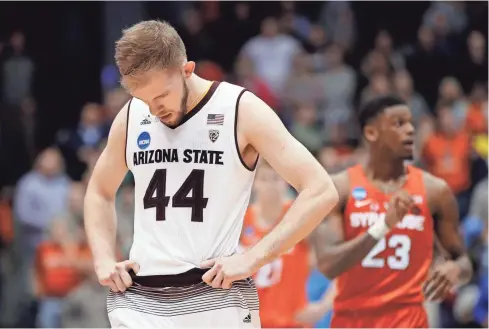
[354,199,372,208]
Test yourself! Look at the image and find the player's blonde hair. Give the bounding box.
[115,20,187,84]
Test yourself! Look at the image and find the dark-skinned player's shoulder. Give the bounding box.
[421,170,452,194]
[421,170,455,212]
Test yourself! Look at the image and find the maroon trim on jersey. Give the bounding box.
[124,97,134,168]
[234,89,259,172]
[167,81,220,130]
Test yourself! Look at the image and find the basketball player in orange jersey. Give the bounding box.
[240,161,311,328]
[311,95,473,328]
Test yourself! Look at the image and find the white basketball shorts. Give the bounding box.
[107,278,261,328]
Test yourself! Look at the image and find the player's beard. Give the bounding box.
[165,78,189,128]
[402,154,414,161]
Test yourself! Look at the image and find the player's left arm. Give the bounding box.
[201,91,338,289]
[424,173,473,299]
[239,91,339,269]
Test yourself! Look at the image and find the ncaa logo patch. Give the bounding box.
[244,226,254,237]
[137,131,151,150]
[209,129,219,143]
[352,187,367,201]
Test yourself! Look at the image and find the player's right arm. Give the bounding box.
[311,171,412,279]
[84,101,139,292]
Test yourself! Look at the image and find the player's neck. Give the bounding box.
[185,74,213,114]
[364,155,406,182]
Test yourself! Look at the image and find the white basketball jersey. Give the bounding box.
[125,82,257,275]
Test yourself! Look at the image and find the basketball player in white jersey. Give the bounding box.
[84,20,338,328]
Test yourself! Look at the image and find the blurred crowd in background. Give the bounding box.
[0,1,487,328]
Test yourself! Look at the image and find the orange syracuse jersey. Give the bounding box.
[240,202,311,328]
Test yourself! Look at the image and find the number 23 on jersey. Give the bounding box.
[362,234,412,270]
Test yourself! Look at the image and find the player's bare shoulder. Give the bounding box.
[421,169,454,213]
[104,98,132,146]
[235,91,269,139]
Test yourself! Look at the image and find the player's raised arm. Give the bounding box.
[239,91,339,267]
[84,101,139,292]
[311,172,413,279]
[423,174,472,300]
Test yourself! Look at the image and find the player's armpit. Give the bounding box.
[237,92,339,269]
[84,101,130,270]
[429,176,473,284]
[310,172,378,279]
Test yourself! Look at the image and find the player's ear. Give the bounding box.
[364,124,378,143]
[182,61,195,78]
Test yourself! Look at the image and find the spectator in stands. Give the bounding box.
[1,31,34,106]
[195,60,225,82]
[373,30,406,70]
[406,26,449,106]
[240,17,302,95]
[0,186,13,250]
[422,1,468,36]
[61,222,109,328]
[233,56,277,110]
[458,31,488,95]
[473,219,488,328]
[56,103,108,180]
[102,88,130,129]
[0,96,39,185]
[360,50,391,88]
[290,102,323,155]
[421,103,472,217]
[13,148,70,255]
[0,40,5,94]
[465,83,488,135]
[393,70,431,126]
[438,77,469,130]
[19,96,38,164]
[473,272,488,328]
[178,7,215,62]
[282,53,322,117]
[318,1,356,51]
[279,1,312,41]
[34,218,92,328]
[0,186,14,319]
[393,69,433,150]
[360,73,391,106]
[462,177,487,249]
[304,25,329,59]
[8,148,70,325]
[318,44,357,139]
[317,145,343,174]
[231,2,254,43]
[53,182,85,232]
[316,126,356,173]
[216,2,256,71]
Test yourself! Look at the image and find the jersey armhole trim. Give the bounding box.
[124,97,133,169]
[234,89,259,172]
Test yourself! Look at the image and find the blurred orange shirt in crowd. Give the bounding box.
[465,102,488,135]
[35,242,92,297]
[240,203,310,328]
[0,201,13,245]
[422,131,471,194]
[196,61,225,82]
